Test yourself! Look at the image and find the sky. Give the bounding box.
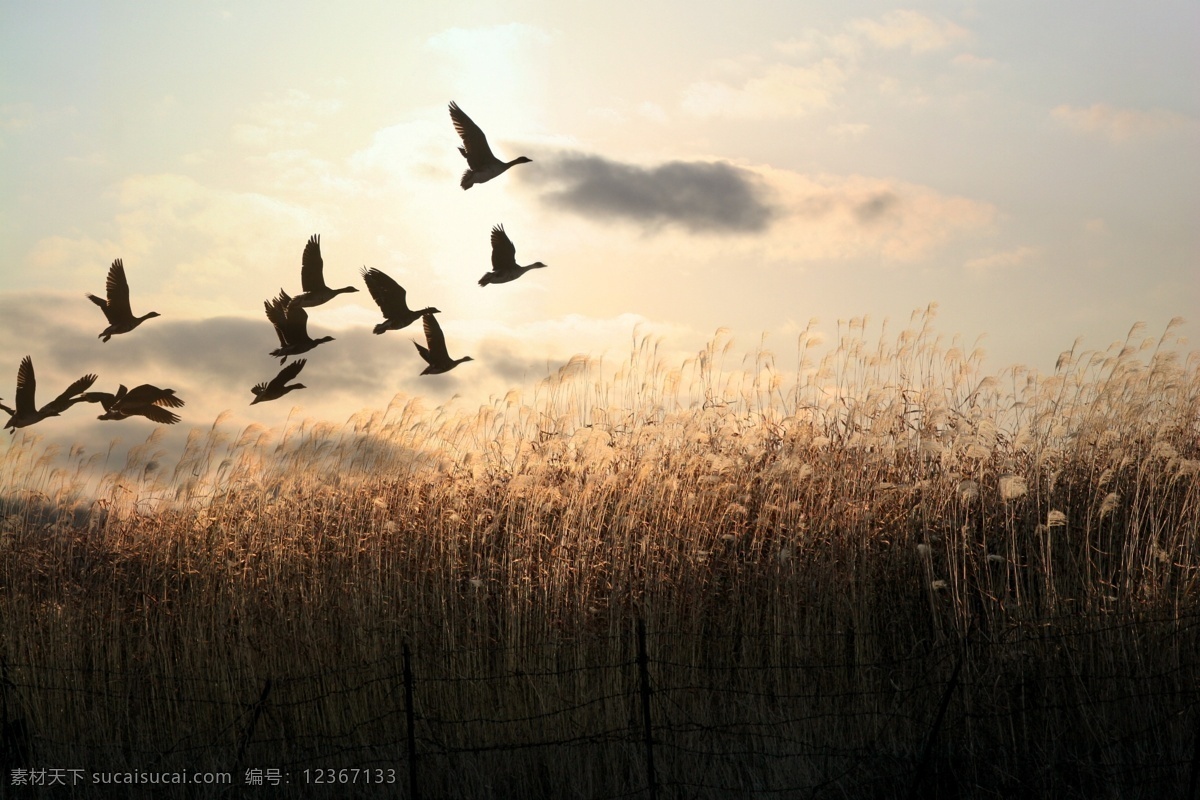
[1,1,1197,460]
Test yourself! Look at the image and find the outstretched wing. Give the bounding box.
[283,299,312,343]
[41,373,99,416]
[13,356,36,414]
[490,224,517,272]
[300,235,326,293]
[449,102,496,169]
[86,292,113,322]
[105,259,133,320]
[264,292,290,346]
[268,359,306,392]
[362,267,410,316]
[135,405,181,425]
[422,314,450,361]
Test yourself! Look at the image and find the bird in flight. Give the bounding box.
[265,290,335,363]
[414,314,473,375]
[250,359,308,405]
[87,259,161,342]
[479,225,548,286]
[361,267,440,334]
[288,235,359,310]
[81,384,184,424]
[449,101,531,190]
[2,356,98,433]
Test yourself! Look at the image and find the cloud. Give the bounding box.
[849,10,970,53]
[681,11,973,120]
[0,102,78,132]
[231,89,342,149]
[827,122,870,140]
[761,169,997,262]
[854,191,899,223]
[518,154,993,269]
[524,152,776,234]
[681,60,846,119]
[952,53,996,69]
[1052,103,1194,142]
[965,245,1041,272]
[25,172,326,319]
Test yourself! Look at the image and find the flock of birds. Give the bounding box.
[2,103,540,434]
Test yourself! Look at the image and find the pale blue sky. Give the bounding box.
[1,1,1196,451]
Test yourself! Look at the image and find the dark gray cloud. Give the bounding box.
[523,151,776,234]
[472,339,568,386]
[854,192,900,223]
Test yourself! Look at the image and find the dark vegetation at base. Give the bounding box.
[0,613,1196,799]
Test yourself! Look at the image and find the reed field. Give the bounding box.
[2,308,1199,798]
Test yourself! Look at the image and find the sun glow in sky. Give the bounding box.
[1,1,1196,455]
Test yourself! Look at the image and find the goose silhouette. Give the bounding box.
[87,259,160,341]
[3,356,98,433]
[414,314,473,375]
[361,267,439,334]
[480,225,547,286]
[265,290,334,363]
[81,384,184,424]
[288,235,359,310]
[449,102,531,190]
[251,359,308,404]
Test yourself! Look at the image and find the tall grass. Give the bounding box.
[1,307,1197,797]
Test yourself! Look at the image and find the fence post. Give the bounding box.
[636,619,658,800]
[1,657,33,770]
[905,650,964,800]
[233,678,272,774]
[403,643,420,800]
[1187,704,1200,800]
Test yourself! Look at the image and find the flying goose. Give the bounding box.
[87,259,161,342]
[80,384,184,424]
[251,359,307,404]
[449,101,531,190]
[480,225,548,286]
[414,314,473,375]
[266,290,334,363]
[361,267,439,334]
[288,235,359,310]
[3,356,98,433]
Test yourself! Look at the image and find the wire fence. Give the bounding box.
[3,611,1199,798]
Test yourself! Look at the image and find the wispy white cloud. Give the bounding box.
[0,102,78,131]
[762,169,996,262]
[681,61,846,119]
[965,245,1041,272]
[951,52,996,68]
[680,10,973,120]
[231,89,343,148]
[827,122,870,140]
[1052,103,1194,142]
[27,173,323,320]
[848,10,971,53]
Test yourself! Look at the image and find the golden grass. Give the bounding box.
[1,307,1197,797]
